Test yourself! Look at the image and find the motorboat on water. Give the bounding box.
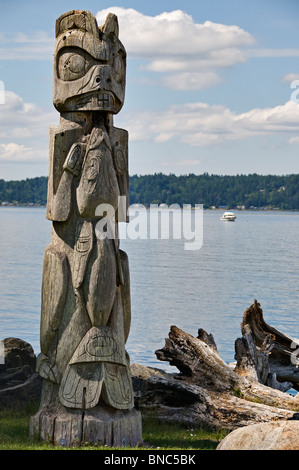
[220,211,236,221]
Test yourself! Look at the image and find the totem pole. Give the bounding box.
[30,10,142,447]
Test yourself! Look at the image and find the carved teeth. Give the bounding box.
[98,93,112,108]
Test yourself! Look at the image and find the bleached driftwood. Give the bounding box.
[132,301,299,430]
[238,300,299,391]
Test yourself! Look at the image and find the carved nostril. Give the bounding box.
[107,77,112,84]
[95,77,101,83]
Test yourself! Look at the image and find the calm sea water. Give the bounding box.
[0,207,299,372]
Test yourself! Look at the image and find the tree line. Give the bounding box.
[0,173,299,210]
[0,177,48,206]
[129,173,299,210]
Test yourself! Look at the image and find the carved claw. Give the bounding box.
[36,352,61,384]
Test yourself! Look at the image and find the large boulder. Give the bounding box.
[217,420,299,450]
[0,338,42,409]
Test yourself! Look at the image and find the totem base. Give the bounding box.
[30,405,143,447]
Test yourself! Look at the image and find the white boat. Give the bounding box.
[220,211,236,221]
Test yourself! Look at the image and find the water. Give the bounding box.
[0,207,299,373]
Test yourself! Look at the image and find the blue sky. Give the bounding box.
[1,0,299,180]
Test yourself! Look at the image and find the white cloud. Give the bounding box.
[162,159,202,167]
[1,88,298,167]
[0,143,47,162]
[288,136,299,144]
[0,91,57,139]
[0,90,56,164]
[120,100,299,146]
[281,73,299,83]
[145,48,247,74]
[0,31,53,60]
[13,31,52,44]
[97,8,255,57]
[162,72,222,90]
[96,7,255,90]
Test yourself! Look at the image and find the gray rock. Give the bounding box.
[0,338,42,409]
[217,420,299,450]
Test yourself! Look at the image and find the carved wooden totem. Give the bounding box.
[30,10,142,447]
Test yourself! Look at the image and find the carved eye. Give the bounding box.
[66,54,85,73]
[86,158,100,182]
[113,53,125,83]
[58,50,87,81]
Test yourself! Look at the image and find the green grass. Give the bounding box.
[0,405,228,450]
[142,419,228,450]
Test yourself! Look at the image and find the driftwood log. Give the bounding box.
[132,300,299,430]
[238,300,299,390]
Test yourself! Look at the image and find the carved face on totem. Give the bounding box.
[53,10,126,114]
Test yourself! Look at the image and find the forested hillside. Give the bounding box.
[129,173,299,210]
[0,177,48,206]
[0,173,299,210]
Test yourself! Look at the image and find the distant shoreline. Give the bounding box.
[0,204,46,208]
[2,174,299,210]
[1,204,298,212]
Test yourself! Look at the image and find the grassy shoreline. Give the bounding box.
[0,405,227,450]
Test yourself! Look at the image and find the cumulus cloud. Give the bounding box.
[96,7,256,90]
[98,9,255,55]
[1,88,299,166]
[0,90,57,164]
[0,143,47,162]
[0,91,57,139]
[162,72,222,91]
[120,100,299,146]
